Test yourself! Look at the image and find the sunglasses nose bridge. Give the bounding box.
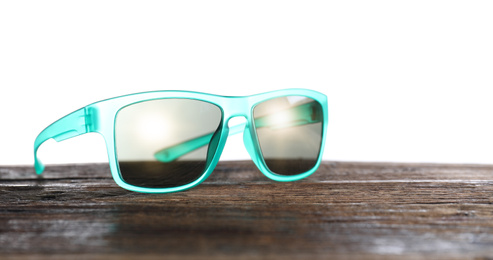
[221,97,251,119]
[225,115,247,136]
[223,114,264,172]
[222,96,253,138]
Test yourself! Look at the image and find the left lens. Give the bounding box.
[253,96,324,175]
[115,98,222,188]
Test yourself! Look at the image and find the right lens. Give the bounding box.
[115,99,222,188]
[253,96,323,176]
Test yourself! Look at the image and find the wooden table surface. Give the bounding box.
[1,161,493,259]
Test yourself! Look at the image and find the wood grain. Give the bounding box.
[1,161,493,259]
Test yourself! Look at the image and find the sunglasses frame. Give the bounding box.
[34,89,328,193]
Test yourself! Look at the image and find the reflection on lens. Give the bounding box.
[253,96,323,175]
[115,99,222,188]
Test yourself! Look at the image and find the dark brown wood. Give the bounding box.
[1,161,493,259]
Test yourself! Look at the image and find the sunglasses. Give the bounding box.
[34,89,328,193]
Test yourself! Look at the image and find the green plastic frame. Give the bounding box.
[34,89,328,193]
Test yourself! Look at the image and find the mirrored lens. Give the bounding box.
[253,96,323,175]
[115,99,222,188]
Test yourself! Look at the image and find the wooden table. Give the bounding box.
[1,161,493,259]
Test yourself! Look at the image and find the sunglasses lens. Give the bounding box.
[253,96,323,175]
[115,99,222,188]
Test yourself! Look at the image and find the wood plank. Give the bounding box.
[1,161,493,259]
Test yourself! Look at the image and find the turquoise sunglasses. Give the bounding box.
[34,89,328,193]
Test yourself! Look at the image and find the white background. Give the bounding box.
[1,1,492,166]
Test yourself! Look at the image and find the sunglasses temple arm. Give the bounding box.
[154,101,322,162]
[154,123,245,162]
[253,101,321,129]
[34,108,90,174]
